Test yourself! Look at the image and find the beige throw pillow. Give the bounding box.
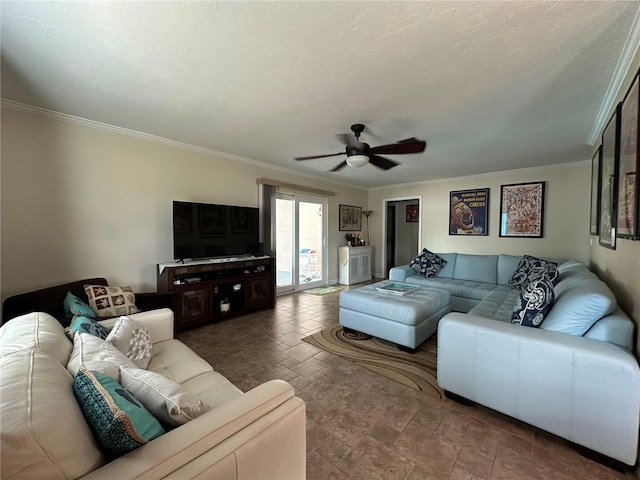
[105,317,152,369]
[84,285,140,318]
[120,367,210,427]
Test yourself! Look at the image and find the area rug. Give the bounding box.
[303,286,343,296]
[302,326,445,400]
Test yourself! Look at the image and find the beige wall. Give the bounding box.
[589,50,640,352]
[368,162,591,277]
[0,108,367,299]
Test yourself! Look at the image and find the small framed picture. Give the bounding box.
[406,204,419,222]
[339,204,362,231]
[449,188,489,235]
[499,182,545,238]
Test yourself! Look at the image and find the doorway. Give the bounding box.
[383,197,422,276]
[275,193,327,294]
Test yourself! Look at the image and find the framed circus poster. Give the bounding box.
[499,182,545,238]
[449,188,489,235]
[617,71,639,239]
[599,103,621,249]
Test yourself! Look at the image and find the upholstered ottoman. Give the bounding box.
[339,281,451,351]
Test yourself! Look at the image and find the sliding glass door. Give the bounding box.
[275,193,327,294]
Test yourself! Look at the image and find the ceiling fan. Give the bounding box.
[294,124,426,172]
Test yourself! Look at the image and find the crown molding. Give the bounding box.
[1,99,367,192]
[588,6,640,145]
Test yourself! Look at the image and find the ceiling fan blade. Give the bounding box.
[337,133,362,149]
[330,160,348,172]
[370,138,427,155]
[369,155,399,170]
[295,152,344,161]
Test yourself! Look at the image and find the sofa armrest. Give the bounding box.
[389,265,413,281]
[437,312,640,465]
[98,308,174,344]
[81,379,306,480]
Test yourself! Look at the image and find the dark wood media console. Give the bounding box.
[157,256,275,332]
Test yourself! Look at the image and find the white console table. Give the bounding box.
[338,246,372,285]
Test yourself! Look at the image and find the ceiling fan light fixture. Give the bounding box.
[346,154,369,168]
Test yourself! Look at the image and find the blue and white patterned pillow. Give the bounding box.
[409,249,447,278]
[511,278,555,327]
[73,366,165,456]
[68,315,109,340]
[509,255,559,290]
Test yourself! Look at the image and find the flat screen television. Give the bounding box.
[172,201,261,261]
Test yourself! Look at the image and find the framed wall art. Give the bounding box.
[339,204,362,231]
[449,188,489,235]
[406,204,419,223]
[617,70,639,239]
[599,102,621,249]
[499,182,545,238]
[590,146,602,235]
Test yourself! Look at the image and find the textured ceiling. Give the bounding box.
[2,1,639,188]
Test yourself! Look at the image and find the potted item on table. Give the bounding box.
[220,297,231,313]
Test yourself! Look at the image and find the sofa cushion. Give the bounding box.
[181,371,244,409]
[404,276,495,301]
[63,291,96,319]
[1,350,105,479]
[147,339,214,384]
[434,252,457,278]
[497,254,523,285]
[511,278,555,327]
[453,254,498,284]
[73,366,165,456]
[0,312,72,365]
[105,316,152,369]
[67,315,109,340]
[67,332,137,381]
[469,286,521,322]
[409,249,447,278]
[84,284,140,318]
[120,367,210,427]
[509,255,558,290]
[541,279,617,336]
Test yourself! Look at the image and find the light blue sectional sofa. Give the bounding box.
[389,253,639,466]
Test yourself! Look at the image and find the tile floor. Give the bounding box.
[178,285,638,480]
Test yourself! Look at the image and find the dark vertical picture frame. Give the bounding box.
[590,147,602,235]
[449,188,489,235]
[599,103,621,249]
[406,204,419,222]
[617,71,639,239]
[499,182,545,238]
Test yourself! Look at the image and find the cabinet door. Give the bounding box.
[247,275,273,309]
[360,253,371,278]
[178,286,211,326]
[349,254,361,282]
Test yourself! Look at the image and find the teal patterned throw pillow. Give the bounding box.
[63,291,97,319]
[68,315,109,340]
[73,366,165,455]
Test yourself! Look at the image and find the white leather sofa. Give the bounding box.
[391,253,640,466]
[0,309,306,479]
